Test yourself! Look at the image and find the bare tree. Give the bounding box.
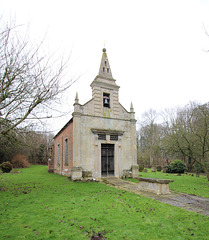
[167,102,209,180]
[0,22,75,137]
[139,109,160,166]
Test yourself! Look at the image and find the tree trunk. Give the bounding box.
[201,162,209,181]
[193,159,209,181]
[205,169,209,181]
[149,151,153,167]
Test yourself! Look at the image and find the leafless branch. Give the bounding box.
[0,22,77,136]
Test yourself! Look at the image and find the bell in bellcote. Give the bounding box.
[104,98,109,104]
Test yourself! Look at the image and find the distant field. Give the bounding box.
[0,165,209,239]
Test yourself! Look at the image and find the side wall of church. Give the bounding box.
[53,121,73,176]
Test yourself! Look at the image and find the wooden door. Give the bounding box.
[101,144,114,176]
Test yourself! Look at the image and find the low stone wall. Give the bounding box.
[136,177,174,195]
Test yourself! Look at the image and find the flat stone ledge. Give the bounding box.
[136,177,174,194]
[136,177,174,184]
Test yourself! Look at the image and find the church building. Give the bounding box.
[49,48,138,180]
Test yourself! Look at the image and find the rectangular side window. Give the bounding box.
[57,144,60,165]
[65,138,68,165]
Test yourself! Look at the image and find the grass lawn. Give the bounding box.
[0,165,208,239]
[131,169,209,198]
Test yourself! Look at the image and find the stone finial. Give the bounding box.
[75,92,79,104]
[130,102,134,112]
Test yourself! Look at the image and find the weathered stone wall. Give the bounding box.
[77,101,137,178]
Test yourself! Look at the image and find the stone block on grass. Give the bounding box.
[71,167,82,180]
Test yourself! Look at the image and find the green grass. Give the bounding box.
[0,165,209,239]
[130,169,209,198]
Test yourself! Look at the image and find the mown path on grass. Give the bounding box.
[102,178,209,216]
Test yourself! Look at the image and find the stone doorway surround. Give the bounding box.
[91,128,124,178]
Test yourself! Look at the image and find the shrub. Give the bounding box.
[156,166,162,172]
[0,161,13,173]
[194,163,204,173]
[138,165,144,172]
[11,154,30,168]
[166,159,186,173]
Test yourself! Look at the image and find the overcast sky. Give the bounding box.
[1,0,209,132]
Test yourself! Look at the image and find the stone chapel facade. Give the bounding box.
[49,48,138,180]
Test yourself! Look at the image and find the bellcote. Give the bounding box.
[73,48,136,121]
[98,48,113,79]
[91,48,119,89]
[90,48,120,117]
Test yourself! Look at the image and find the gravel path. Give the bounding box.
[102,177,209,216]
